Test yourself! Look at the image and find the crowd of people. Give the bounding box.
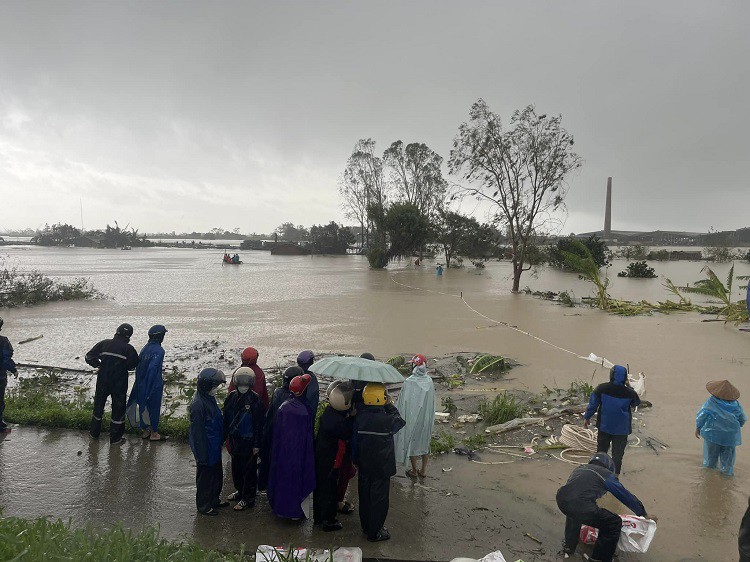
[0,317,748,557]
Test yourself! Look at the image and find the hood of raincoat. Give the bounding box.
[394,363,435,463]
[197,368,225,396]
[283,366,303,390]
[241,346,259,366]
[412,364,428,377]
[297,350,315,371]
[610,365,627,385]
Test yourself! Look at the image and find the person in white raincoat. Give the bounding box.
[394,354,435,478]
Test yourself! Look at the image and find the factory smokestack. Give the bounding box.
[604,177,612,238]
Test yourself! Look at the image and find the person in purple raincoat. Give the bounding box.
[267,374,316,520]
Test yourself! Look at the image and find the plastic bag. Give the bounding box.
[579,525,598,545]
[618,515,657,553]
[628,372,646,397]
[582,353,614,369]
[256,546,362,562]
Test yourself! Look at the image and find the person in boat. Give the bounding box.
[394,354,435,479]
[313,380,355,531]
[189,368,228,516]
[296,350,320,415]
[258,366,300,491]
[228,347,269,412]
[126,324,168,441]
[223,253,231,263]
[232,253,240,264]
[85,323,139,444]
[556,452,650,562]
[223,367,264,511]
[696,379,746,476]
[583,364,640,476]
[267,374,316,520]
[0,317,18,433]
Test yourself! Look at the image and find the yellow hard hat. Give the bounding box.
[362,382,387,406]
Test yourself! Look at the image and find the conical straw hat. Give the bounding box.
[706,380,740,401]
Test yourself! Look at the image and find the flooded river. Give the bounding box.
[1,246,749,560]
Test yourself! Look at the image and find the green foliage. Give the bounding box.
[681,264,748,323]
[618,261,657,278]
[743,250,750,263]
[647,249,670,261]
[478,393,523,426]
[0,261,101,307]
[386,355,405,368]
[462,433,487,451]
[558,291,575,307]
[434,211,495,269]
[560,239,610,310]
[0,516,247,561]
[384,203,430,260]
[314,401,327,435]
[441,396,458,416]
[366,246,388,269]
[469,354,505,374]
[383,140,448,219]
[430,431,456,454]
[445,374,465,389]
[568,379,595,401]
[35,223,81,246]
[549,235,610,269]
[275,222,309,243]
[309,221,355,254]
[619,245,649,260]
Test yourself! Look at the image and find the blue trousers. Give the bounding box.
[703,440,736,476]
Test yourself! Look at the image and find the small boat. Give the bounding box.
[121,246,132,251]
[223,260,243,265]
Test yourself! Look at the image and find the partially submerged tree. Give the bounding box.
[549,235,610,269]
[680,264,748,322]
[449,100,582,292]
[384,203,430,260]
[274,222,309,243]
[309,222,355,255]
[434,211,495,269]
[383,141,448,220]
[36,223,81,246]
[560,239,610,310]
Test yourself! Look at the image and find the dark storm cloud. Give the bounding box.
[1,1,748,234]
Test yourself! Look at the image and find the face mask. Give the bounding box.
[209,387,219,396]
[237,385,250,394]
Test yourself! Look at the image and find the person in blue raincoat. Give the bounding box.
[189,368,229,516]
[696,379,746,476]
[394,354,435,478]
[127,325,167,441]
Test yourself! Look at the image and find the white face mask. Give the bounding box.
[209,387,219,396]
[237,385,250,394]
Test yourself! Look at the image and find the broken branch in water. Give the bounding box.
[18,335,43,345]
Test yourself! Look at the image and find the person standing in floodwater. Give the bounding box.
[126,324,168,441]
[0,318,18,433]
[394,354,435,479]
[696,379,746,476]
[85,323,139,445]
[583,364,640,476]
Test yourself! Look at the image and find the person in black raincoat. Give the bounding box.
[556,452,650,562]
[297,350,320,414]
[85,323,139,444]
[740,496,750,562]
[352,382,405,542]
[223,367,264,511]
[189,368,228,516]
[257,366,301,491]
[0,318,18,433]
[313,380,355,531]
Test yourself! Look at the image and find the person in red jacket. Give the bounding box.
[228,347,269,412]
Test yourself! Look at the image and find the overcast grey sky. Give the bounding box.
[1,1,748,234]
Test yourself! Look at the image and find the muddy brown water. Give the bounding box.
[1,246,750,560]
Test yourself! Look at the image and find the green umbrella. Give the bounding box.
[312,355,406,383]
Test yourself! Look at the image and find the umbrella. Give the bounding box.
[312,356,406,383]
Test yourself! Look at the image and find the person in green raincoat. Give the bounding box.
[394,354,435,478]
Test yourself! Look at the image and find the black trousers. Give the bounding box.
[314,468,339,524]
[90,373,127,443]
[597,431,628,474]
[196,463,223,513]
[561,505,622,562]
[358,473,390,539]
[0,373,7,429]
[230,454,258,502]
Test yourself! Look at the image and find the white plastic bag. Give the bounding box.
[256,546,362,562]
[618,515,657,553]
[628,372,646,397]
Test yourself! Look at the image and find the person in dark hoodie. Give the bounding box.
[126,324,168,441]
[258,365,302,491]
[0,318,18,433]
[583,364,640,476]
[189,368,228,516]
[297,350,320,414]
[313,380,355,531]
[227,347,270,412]
[85,323,139,444]
[223,367,264,511]
[740,496,750,562]
[556,452,650,562]
[353,382,405,542]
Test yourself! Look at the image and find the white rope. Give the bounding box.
[559,424,598,452]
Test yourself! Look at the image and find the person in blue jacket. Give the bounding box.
[189,368,228,516]
[696,379,745,476]
[584,365,640,476]
[126,324,167,441]
[0,318,18,433]
[556,452,651,562]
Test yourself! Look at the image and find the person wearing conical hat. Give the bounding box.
[696,380,746,476]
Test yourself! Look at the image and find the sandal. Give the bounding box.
[337,501,355,514]
[141,430,151,439]
[405,469,419,479]
[149,434,168,442]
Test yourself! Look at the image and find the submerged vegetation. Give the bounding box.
[618,261,657,278]
[0,261,101,307]
[478,393,523,426]
[0,516,248,561]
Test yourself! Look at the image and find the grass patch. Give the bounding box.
[478,392,523,426]
[0,261,102,307]
[462,433,486,451]
[430,431,456,454]
[0,515,247,561]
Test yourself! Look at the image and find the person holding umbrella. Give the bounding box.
[696,379,746,476]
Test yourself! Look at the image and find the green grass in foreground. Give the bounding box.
[0,516,246,561]
[4,388,190,440]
